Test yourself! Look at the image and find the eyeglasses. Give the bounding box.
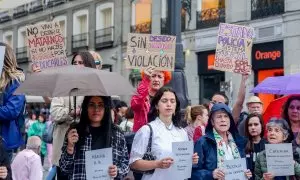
[88,103,105,110]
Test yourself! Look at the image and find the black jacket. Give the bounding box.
[0,139,12,180]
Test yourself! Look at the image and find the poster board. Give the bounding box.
[26,21,68,69]
[126,33,176,71]
[214,23,255,74]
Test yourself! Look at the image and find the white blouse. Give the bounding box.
[129,117,188,180]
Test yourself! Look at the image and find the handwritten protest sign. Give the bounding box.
[170,141,193,179]
[85,148,113,180]
[126,33,176,71]
[0,46,5,76]
[224,158,247,180]
[266,143,294,176]
[214,23,255,74]
[26,21,68,69]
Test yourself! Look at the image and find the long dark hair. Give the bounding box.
[148,87,182,128]
[282,96,300,141]
[245,113,264,154]
[77,96,113,148]
[71,51,96,68]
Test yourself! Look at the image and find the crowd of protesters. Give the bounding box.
[1,40,300,180]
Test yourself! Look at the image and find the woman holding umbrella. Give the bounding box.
[59,96,129,180]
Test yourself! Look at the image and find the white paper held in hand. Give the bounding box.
[85,147,113,180]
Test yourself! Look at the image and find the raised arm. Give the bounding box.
[232,74,248,125]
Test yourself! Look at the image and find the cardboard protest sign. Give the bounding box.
[26,21,68,69]
[224,158,247,180]
[214,23,255,74]
[0,46,5,76]
[126,33,176,71]
[266,143,294,176]
[85,148,113,180]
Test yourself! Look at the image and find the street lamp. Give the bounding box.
[167,0,190,108]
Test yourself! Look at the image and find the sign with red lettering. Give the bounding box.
[214,23,255,74]
[126,33,176,71]
[255,50,281,61]
[26,22,68,69]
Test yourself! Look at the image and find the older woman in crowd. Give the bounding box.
[130,87,198,180]
[192,103,251,180]
[255,119,300,180]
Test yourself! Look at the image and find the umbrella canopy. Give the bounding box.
[263,95,290,125]
[15,66,135,97]
[251,73,300,95]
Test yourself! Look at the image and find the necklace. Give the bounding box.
[165,123,173,130]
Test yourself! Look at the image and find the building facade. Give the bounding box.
[1,0,299,109]
[182,0,300,111]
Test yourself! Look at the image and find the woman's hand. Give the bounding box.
[31,63,41,73]
[156,157,174,169]
[263,172,274,180]
[192,153,199,165]
[144,66,155,78]
[108,165,117,178]
[244,169,252,179]
[0,166,7,179]
[67,129,78,154]
[212,168,225,179]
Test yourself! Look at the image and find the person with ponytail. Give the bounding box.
[0,42,26,161]
[59,96,129,180]
[244,113,266,176]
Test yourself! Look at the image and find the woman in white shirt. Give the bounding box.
[129,87,199,180]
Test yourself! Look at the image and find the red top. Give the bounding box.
[131,77,151,132]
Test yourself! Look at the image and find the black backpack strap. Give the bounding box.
[146,124,153,152]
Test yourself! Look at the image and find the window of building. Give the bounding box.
[78,15,87,34]
[196,0,225,29]
[73,9,89,35]
[3,31,13,47]
[18,27,27,48]
[131,0,152,33]
[96,3,114,30]
[251,0,284,20]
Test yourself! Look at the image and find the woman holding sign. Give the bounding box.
[129,87,199,180]
[191,103,252,180]
[254,119,300,180]
[59,96,129,180]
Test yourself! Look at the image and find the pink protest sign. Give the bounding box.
[214,23,255,74]
[126,33,176,71]
[26,22,68,69]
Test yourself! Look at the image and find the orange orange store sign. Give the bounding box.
[255,50,281,61]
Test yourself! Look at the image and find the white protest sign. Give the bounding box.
[266,143,294,176]
[215,23,255,74]
[0,46,5,76]
[85,148,113,180]
[224,158,247,180]
[171,141,194,179]
[26,21,68,69]
[126,33,176,71]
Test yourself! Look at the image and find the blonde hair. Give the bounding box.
[0,43,24,91]
[184,106,192,124]
[190,105,207,123]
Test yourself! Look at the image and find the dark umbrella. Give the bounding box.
[15,65,135,97]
